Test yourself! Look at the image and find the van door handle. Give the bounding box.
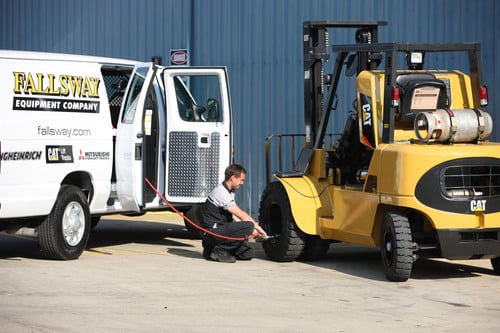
[136,132,144,138]
[135,143,142,160]
[199,134,210,147]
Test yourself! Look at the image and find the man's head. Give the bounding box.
[224,164,247,190]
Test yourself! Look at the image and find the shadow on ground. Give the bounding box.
[290,243,497,282]
[1,218,497,282]
[0,217,197,260]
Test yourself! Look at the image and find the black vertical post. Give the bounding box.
[468,43,483,109]
[381,47,398,144]
[303,23,329,148]
[303,23,314,147]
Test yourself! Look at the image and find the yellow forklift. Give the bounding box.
[259,21,500,281]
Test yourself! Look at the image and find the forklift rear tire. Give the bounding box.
[491,257,500,274]
[38,185,91,260]
[380,211,413,282]
[299,236,330,261]
[259,181,305,261]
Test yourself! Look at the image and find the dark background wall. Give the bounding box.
[2,0,499,214]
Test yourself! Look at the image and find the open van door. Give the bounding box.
[163,68,232,203]
[115,63,157,211]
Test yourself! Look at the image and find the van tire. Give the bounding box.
[259,181,305,261]
[38,185,90,260]
[380,211,413,282]
[90,216,101,230]
[184,205,203,238]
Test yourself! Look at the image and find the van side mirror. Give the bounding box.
[206,98,220,121]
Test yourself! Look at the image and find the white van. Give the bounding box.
[0,50,232,259]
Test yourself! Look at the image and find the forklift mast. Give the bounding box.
[303,21,387,149]
[302,21,486,148]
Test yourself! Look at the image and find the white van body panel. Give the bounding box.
[0,55,118,218]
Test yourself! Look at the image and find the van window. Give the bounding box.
[122,68,147,123]
[101,68,130,128]
[174,75,222,122]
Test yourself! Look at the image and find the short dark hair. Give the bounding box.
[225,164,246,181]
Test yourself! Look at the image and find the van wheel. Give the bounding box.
[380,211,413,282]
[38,185,90,260]
[259,181,305,261]
[184,205,203,238]
[491,257,500,274]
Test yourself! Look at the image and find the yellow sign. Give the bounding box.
[13,72,100,98]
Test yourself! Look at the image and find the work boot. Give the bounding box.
[233,243,254,260]
[209,247,236,263]
[202,245,213,260]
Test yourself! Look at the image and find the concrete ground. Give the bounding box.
[0,212,499,333]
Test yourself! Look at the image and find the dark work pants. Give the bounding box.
[202,221,254,254]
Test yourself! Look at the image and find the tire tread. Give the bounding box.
[381,212,413,282]
[259,182,304,261]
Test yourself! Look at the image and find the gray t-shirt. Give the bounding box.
[207,183,236,210]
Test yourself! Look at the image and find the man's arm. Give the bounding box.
[227,204,255,223]
[227,204,268,237]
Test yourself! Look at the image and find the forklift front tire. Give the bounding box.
[259,181,305,261]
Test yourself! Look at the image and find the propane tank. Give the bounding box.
[414,108,493,143]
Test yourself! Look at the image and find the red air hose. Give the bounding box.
[144,177,254,241]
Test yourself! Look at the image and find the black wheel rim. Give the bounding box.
[383,228,394,264]
[262,201,283,241]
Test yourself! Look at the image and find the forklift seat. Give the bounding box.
[396,73,448,122]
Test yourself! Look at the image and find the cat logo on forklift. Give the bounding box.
[362,103,372,126]
[0,50,233,260]
[471,200,486,212]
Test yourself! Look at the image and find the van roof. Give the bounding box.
[0,49,137,67]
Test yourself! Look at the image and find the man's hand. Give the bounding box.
[253,224,268,241]
[227,204,268,240]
